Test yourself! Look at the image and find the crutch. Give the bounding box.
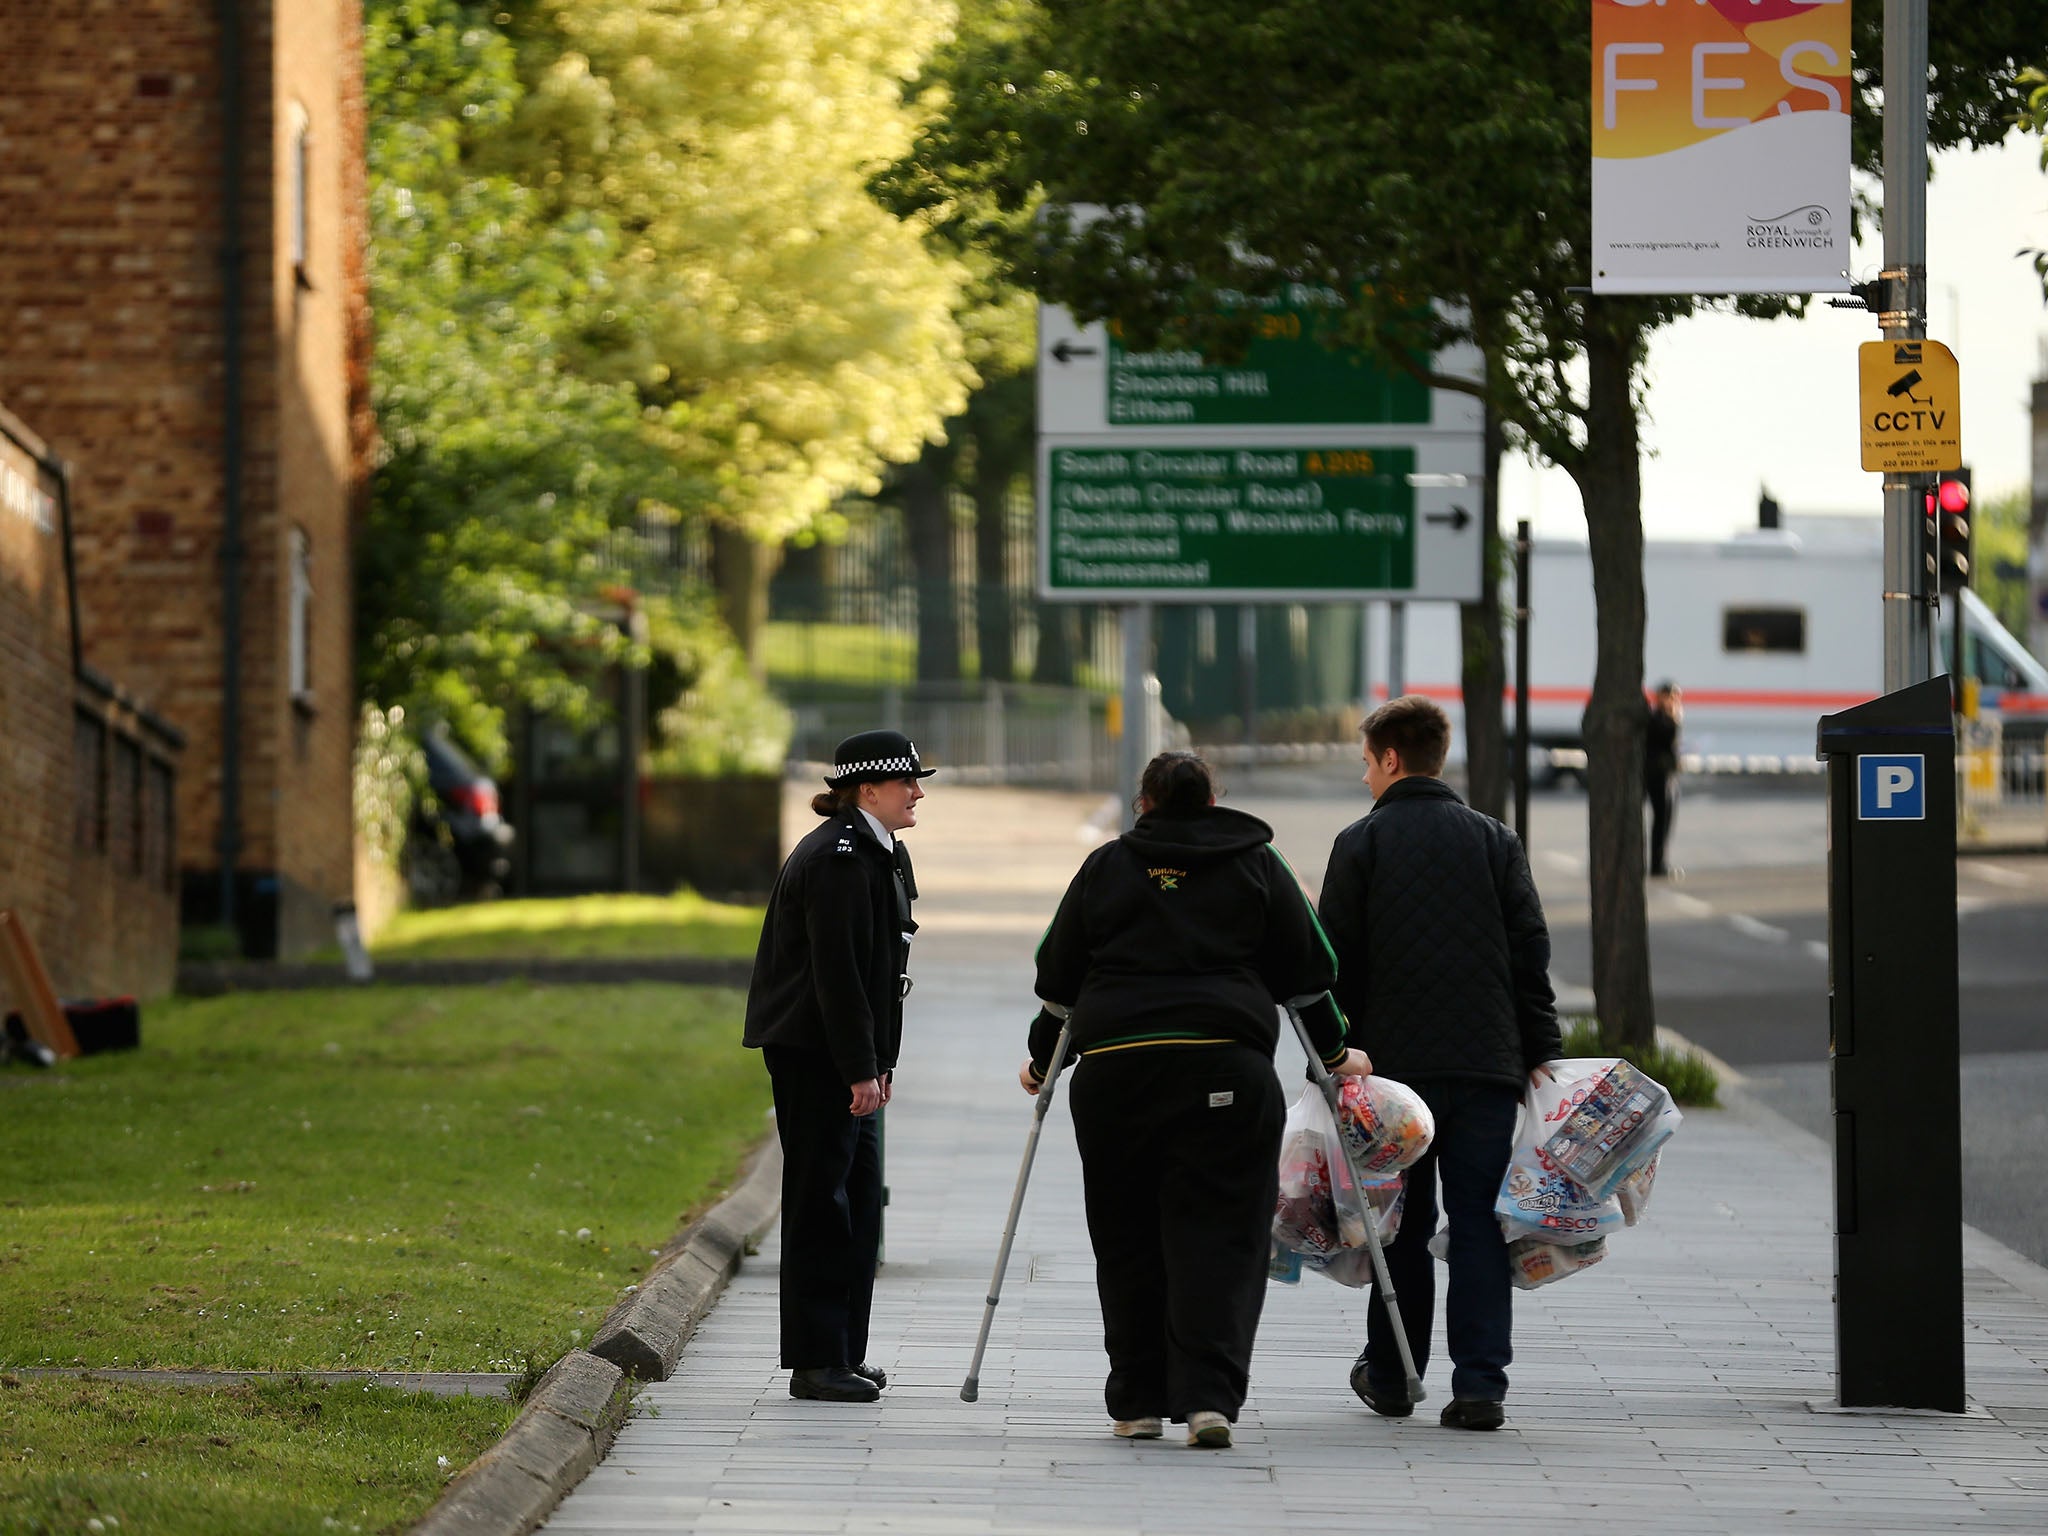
[1286,1004,1426,1405]
[961,1021,1073,1402]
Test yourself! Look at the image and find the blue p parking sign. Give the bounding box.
[1857,754,1925,820]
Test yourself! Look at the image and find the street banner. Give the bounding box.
[1592,0,1850,295]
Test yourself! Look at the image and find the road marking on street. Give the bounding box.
[1666,892,1715,918]
[1726,913,1789,944]
[1962,860,2032,889]
[1804,939,1829,963]
[1541,850,1584,873]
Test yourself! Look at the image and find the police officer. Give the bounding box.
[743,729,932,1402]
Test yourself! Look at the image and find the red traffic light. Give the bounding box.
[1937,478,1970,514]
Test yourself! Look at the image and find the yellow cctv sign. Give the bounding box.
[1859,340,1962,473]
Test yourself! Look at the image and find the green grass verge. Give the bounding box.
[1560,1016,1720,1107]
[0,981,769,1531]
[0,1375,513,1536]
[368,891,765,962]
[761,620,916,688]
[0,983,769,1371]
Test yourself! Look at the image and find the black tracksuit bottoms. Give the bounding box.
[763,1045,882,1370]
[1069,1042,1285,1424]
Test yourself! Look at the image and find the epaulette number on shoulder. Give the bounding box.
[832,834,858,855]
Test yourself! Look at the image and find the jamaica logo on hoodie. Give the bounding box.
[1147,866,1188,891]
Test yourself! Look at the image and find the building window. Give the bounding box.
[110,734,143,877]
[1722,606,1806,655]
[73,710,106,853]
[145,757,175,894]
[289,526,314,703]
[290,104,312,287]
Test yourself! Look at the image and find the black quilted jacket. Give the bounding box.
[1316,775,1560,1087]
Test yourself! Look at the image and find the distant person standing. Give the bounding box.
[743,730,932,1403]
[1645,681,1683,878]
[1317,696,1560,1431]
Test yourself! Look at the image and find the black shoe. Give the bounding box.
[851,1362,887,1390]
[1348,1358,1413,1418]
[1439,1398,1505,1430]
[789,1367,881,1403]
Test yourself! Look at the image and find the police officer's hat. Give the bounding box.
[825,729,936,788]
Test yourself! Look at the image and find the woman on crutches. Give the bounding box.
[1020,750,1369,1449]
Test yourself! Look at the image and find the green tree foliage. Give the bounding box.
[2018,65,2048,295]
[1972,487,2033,641]
[365,1,685,759]
[503,0,976,543]
[891,0,2040,1046]
[362,0,972,756]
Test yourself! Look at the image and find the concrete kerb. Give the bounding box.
[587,1124,785,1380]
[177,956,754,996]
[409,1123,783,1535]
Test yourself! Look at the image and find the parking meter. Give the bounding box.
[1817,676,1963,1411]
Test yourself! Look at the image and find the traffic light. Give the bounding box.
[1924,466,1971,595]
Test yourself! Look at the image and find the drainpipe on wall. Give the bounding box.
[214,0,247,937]
[55,462,81,680]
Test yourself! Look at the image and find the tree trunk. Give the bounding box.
[973,463,1014,684]
[1036,601,1079,685]
[710,523,783,674]
[1461,392,1508,821]
[1579,314,1655,1051]
[901,448,962,682]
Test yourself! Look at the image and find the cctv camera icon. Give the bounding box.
[1887,370,1930,405]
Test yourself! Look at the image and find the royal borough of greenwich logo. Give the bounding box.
[1744,202,1834,253]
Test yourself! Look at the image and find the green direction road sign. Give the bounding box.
[1105,304,1430,428]
[1042,443,1420,599]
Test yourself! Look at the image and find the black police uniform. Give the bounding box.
[742,732,925,1385]
[1026,804,1349,1426]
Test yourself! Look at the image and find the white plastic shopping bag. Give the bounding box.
[1535,1058,1680,1199]
[1273,1085,1370,1263]
[1333,1074,1435,1177]
[1495,1073,1624,1246]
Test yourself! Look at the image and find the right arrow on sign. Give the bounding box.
[1424,506,1472,531]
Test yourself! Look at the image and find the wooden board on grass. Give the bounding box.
[0,910,79,1059]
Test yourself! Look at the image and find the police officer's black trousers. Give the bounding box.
[1646,770,1678,874]
[1069,1042,1284,1423]
[763,1046,882,1370]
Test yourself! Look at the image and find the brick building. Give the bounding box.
[0,406,181,998]
[0,1,372,958]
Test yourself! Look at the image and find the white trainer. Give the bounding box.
[1113,1417,1163,1439]
[1185,1410,1231,1448]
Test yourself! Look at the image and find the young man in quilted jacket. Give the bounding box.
[1316,695,1562,1430]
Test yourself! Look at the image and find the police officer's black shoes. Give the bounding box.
[1440,1398,1505,1430]
[789,1367,881,1402]
[1348,1358,1413,1418]
[851,1363,887,1390]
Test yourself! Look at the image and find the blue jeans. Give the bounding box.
[1363,1078,1521,1403]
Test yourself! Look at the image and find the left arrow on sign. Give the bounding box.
[1050,340,1100,364]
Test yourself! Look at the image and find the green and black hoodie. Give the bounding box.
[1027,804,1348,1082]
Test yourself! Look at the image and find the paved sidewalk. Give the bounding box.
[544,785,2048,1534]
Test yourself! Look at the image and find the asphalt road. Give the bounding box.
[1225,763,2048,1269]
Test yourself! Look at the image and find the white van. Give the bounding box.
[1380,519,2048,769]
